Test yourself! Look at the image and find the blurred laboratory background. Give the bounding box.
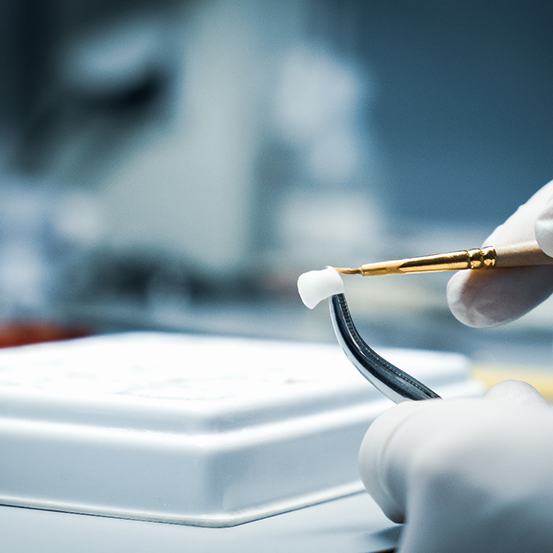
[1,0,553,382]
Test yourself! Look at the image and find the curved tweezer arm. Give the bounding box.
[330,293,441,403]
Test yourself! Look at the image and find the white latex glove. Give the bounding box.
[448,180,553,327]
[359,381,553,553]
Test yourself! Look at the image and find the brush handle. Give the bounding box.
[495,241,553,268]
[344,240,553,277]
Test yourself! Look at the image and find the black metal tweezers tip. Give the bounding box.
[330,293,440,403]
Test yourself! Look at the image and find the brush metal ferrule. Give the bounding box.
[351,246,497,277]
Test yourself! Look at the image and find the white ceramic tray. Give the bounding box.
[0,333,481,526]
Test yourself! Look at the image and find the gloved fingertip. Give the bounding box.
[535,204,553,257]
[446,272,500,328]
[486,380,548,406]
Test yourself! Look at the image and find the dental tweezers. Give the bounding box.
[329,294,440,403]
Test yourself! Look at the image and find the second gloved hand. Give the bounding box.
[359,381,553,553]
[448,180,553,327]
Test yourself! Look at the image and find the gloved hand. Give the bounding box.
[448,180,553,326]
[359,381,553,553]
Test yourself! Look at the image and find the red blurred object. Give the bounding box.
[0,322,90,348]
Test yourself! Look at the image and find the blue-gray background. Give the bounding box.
[0,0,551,367]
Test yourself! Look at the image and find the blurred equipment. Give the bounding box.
[0,322,88,348]
[0,0,550,403]
[0,182,101,320]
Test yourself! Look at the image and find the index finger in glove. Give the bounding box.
[447,180,553,327]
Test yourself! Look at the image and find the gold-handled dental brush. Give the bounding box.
[336,240,553,277]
